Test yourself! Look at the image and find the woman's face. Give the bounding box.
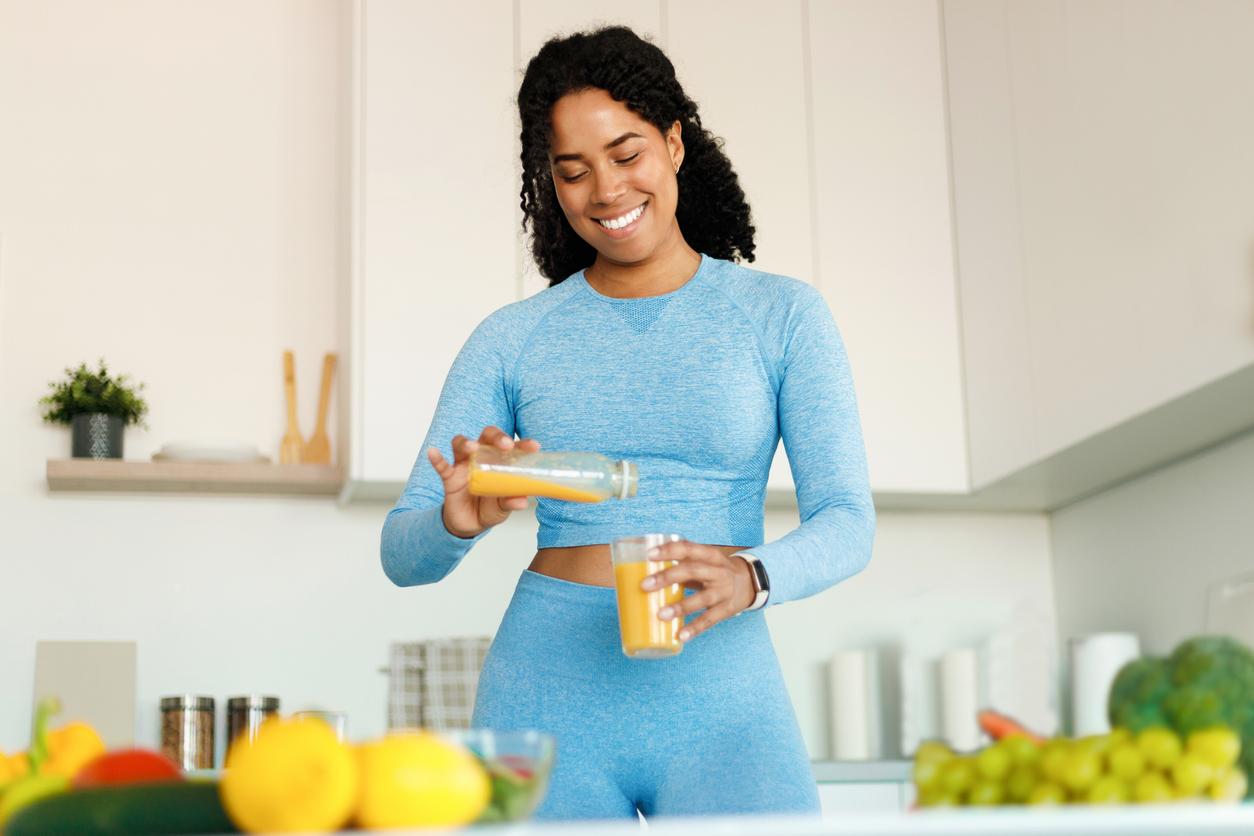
[548,88,683,265]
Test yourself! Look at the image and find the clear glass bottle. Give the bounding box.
[468,448,638,503]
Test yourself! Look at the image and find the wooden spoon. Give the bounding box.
[302,353,337,465]
[280,350,304,464]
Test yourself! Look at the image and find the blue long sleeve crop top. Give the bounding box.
[381,253,876,606]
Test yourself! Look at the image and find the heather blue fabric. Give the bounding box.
[381,253,876,605]
[471,570,820,820]
[380,253,875,820]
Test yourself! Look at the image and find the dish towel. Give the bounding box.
[386,637,492,731]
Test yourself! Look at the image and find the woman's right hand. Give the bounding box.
[427,426,539,539]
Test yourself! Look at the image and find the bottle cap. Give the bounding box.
[616,460,638,499]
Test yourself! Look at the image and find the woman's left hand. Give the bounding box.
[640,541,758,643]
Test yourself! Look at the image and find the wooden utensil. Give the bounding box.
[280,350,303,464]
[301,352,337,465]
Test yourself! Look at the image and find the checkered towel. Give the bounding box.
[387,638,491,731]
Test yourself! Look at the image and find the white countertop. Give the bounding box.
[456,803,1254,836]
[810,760,912,784]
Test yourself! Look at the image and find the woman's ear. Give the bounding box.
[667,120,684,173]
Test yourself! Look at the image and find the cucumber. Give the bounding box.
[5,780,239,836]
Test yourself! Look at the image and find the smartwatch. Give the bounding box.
[736,553,770,612]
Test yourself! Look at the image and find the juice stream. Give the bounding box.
[468,469,607,503]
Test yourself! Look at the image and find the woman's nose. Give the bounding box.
[592,168,626,205]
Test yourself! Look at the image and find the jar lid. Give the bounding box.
[226,695,280,711]
[160,695,215,711]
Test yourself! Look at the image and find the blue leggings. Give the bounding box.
[471,570,820,821]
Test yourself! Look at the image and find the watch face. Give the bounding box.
[750,558,769,592]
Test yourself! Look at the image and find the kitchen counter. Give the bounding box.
[811,760,912,784]
[455,804,1254,835]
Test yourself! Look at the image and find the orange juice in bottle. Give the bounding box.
[611,534,685,658]
[468,448,638,503]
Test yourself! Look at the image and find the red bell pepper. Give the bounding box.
[71,749,183,789]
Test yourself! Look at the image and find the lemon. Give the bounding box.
[355,731,490,829]
[220,716,358,833]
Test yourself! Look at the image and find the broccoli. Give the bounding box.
[1109,635,1254,798]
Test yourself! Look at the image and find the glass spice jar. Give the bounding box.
[225,695,280,754]
[160,695,215,770]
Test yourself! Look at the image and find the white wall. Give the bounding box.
[1051,427,1254,657]
[0,0,1057,763]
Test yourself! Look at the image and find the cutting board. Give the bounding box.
[33,640,137,748]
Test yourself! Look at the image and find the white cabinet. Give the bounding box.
[946,0,1254,489]
[346,0,971,501]
[806,0,969,496]
[347,0,518,492]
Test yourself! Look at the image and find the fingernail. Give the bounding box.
[678,629,691,641]
[658,607,673,619]
[641,577,656,590]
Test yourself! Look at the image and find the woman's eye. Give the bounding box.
[616,153,640,165]
[559,172,586,183]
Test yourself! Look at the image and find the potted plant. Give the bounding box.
[39,360,149,459]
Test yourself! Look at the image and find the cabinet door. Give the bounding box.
[667,0,817,494]
[947,0,1254,487]
[352,0,518,484]
[807,0,969,495]
[516,2,664,301]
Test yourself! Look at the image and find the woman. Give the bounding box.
[381,25,875,820]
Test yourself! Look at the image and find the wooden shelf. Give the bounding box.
[46,459,343,496]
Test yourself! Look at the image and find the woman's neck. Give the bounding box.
[585,230,702,299]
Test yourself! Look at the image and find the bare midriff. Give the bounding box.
[528,544,746,587]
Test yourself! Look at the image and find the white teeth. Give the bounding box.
[599,203,645,230]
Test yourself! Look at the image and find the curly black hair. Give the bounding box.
[517,25,755,284]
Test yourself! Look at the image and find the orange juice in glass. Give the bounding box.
[611,534,685,658]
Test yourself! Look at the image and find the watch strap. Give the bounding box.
[736,552,770,612]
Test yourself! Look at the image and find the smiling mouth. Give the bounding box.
[595,201,648,231]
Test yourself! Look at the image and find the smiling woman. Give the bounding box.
[516,26,755,293]
[381,24,875,826]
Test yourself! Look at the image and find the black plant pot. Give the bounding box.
[71,413,124,459]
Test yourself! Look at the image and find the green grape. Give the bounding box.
[917,787,960,808]
[1207,767,1248,803]
[939,757,977,797]
[976,744,1013,782]
[1137,727,1182,771]
[1003,735,1043,767]
[1026,782,1067,805]
[1186,727,1241,771]
[1005,764,1039,804]
[1075,733,1114,758]
[1086,775,1130,804]
[1059,748,1102,794]
[913,759,944,791]
[1039,739,1072,783]
[1108,727,1133,747]
[1133,771,1174,803]
[968,780,1005,806]
[1170,753,1214,797]
[1108,742,1146,782]
[915,740,956,766]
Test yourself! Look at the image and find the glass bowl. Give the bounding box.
[442,729,556,822]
